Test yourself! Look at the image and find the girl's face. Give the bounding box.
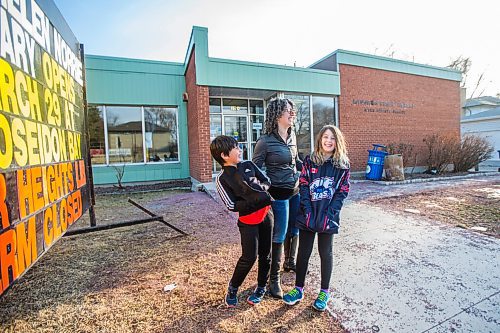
[277,103,296,128]
[321,129,336,155]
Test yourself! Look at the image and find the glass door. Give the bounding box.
[249,100,264,158]
[224,115,248,160]
[209,97,266,174]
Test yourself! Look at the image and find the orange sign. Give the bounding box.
[0,0,88,295]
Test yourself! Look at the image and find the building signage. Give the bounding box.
[352,99,414,115]
[0,0,89,295]
[252,122,262,130]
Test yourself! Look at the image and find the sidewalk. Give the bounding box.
[329,203,499,332]
[204,174,500,332]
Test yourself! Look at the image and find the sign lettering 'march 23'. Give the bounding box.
[0,0,89,295]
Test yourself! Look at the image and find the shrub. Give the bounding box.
[112,164,125,189]
[423,133,459,174]
[452,134,494,172]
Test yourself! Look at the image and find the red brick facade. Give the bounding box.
[338,64,460,171]
[185,49,212,182]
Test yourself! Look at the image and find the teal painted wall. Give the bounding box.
[206,58,340,95]
[91,163,187,185]
[85,55,190,185]
[186,26,340,95]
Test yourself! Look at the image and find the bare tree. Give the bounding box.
[112,164,125,189]
[448,56,487,98]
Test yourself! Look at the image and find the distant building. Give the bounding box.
[461,96,500,170]
[462,96,500,117]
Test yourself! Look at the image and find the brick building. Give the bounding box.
[85,26,461,185]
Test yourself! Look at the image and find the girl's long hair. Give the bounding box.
[310,124,350,169]
[263,97,295,134]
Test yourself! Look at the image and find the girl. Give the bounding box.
[282,125,350,311]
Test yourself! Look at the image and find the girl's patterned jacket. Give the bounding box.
[296,155,350,234]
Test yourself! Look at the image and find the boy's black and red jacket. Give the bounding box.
[215,161,273,224]
[296,155,350,234]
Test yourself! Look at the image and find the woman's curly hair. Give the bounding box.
[263,97,296,134]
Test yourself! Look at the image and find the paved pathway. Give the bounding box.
[330,203,499,332]
[326,175,499,332]
[203,174,500,332]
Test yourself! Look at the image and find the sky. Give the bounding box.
[53,0,499,98]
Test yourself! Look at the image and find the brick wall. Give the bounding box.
[185,49,212,182]
[338,64,461,171]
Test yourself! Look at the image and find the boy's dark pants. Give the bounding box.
[230,212,273,288]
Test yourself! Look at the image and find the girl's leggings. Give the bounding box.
[295,229,334,290]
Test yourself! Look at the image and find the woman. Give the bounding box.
[282,125,350,311]
[253,97,301,298]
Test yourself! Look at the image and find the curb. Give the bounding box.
[95,186,192,196]
[351,172,499,186]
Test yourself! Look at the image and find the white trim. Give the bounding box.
[93,161,181,167]
[103,105,109,165]
[141,106,147,163]
[309,94,314,151]
[461,115,500,123]
[334,96,339,127]
[174,106,181,163]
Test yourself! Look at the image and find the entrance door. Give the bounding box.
[209,98,265,174]
[224,115,248,160]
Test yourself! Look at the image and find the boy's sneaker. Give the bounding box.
[282,287,304,305]
[312,291,330,311]
[225,285,238,307]
[247,286,266,305]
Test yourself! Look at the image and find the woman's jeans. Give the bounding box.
[271,193,300,243]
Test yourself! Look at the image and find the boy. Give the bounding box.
[210,135,274,307]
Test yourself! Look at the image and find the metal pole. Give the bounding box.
[80,43,97,227]
[128,198,188,236]
[64,216,162,236]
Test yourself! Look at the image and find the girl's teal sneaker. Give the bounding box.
[312,290,330,311]
[283,287,304,305]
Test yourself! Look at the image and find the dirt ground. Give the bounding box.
[0,190,343,333]
[367,179,500,238]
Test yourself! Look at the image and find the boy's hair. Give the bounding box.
[210,135,238,166]
[264,97,296,134]
[311,124,350,169]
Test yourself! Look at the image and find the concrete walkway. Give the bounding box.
[203,175,500,332]
[329,203,499,332]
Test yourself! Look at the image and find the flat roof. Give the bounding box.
[310,49,462,82]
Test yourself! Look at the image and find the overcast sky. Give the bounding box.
[54,0,499,98]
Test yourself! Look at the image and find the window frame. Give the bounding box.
[90,104,180,166]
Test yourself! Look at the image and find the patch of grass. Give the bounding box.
[0,191,343,333]
[369,181,500,238]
